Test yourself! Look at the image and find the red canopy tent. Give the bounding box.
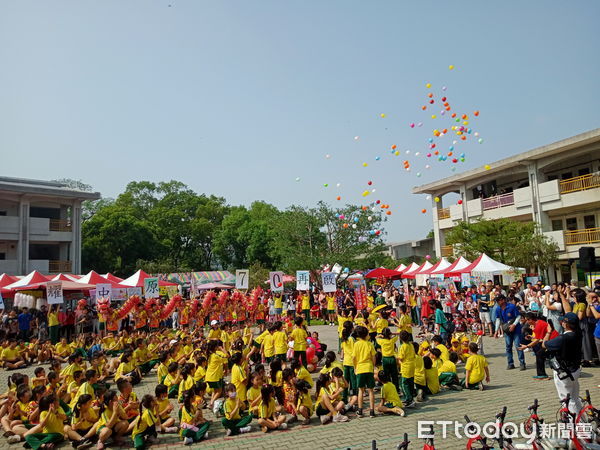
[419,258,451,275]
[195,282,234,290]
[103,273,124,283]
[402,261,432,279]
[0,274,18,295]
[437,256,472,277]
[120,269,178,288]
[76,271,128,289]
[15,280,95,291]
[4,271,50,290]
[364,267,404,280]
[394,264,407,273]
[50,273,81,282]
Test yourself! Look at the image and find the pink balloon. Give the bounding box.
[306,347,316,363]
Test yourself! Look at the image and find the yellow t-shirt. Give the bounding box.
[274,296,283,309]
[341,337,355,367]
[157,363,168,383]
[178,376,195,400]
[376,337,397,357]
[132,408,157,439]
[156,398,171,419]
[193,366,206,382]
[273,331,288,355]
[319,360,343,374]
[254,330,269,345]
[315,387,328,408]
[41,408,66,434]
[296,391,313,413]
[1,348,19,361]
[437,360,456,375]
[337,316,350,337]
[55,342,71,356]
[259,398,276,419]
[179,406,196,436]
[397,342,415,378]
[326,296,336,310]
[223,398,241,420]
[231,364,247,402]
[425,368,440,394]
[353,339,375,374]
[205,351,228,382]
[465,354,488,384]
[381,382,402,407]
[434,344,450,362]
[48,312,59,327]
[398,314,413,334]
[262,334,275,358]
[375,318,389,334]
[296,366,313,387]
[290,328,308,351]
[114,361,135,381]
[207,329,221,341]
[247,386,261,414]
[414,354,425,386]
[301,295,310,310]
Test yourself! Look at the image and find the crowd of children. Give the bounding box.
[0,289,491,449]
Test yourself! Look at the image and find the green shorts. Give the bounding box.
[315,405,329,417]
[356,372,375,389]
[327,310,335,315]
[252,340,261,349]
[208,379,224,389]
[384,402,395,409]
[265,356,274,364]
[275,353,287,362]
[257,319,265,325]
[98,322,105,331]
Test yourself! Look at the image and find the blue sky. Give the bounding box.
[1,1,599,242]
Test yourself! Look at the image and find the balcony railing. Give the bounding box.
[49,219,72,232]
[437,207,450,220]
[564,227,600,246]
[559,172,600,194]
[482,192,515,211]
[441,245,454,257]
[49,260,72,273]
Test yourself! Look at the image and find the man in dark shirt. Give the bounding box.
[495,295,525,370]
[17,307,32,341]
[543,312,583,414]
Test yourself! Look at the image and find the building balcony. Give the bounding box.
[49,219,72,232]
[441,245,454,257]
[482,192,515,210]
[437,207,450,220]
[559,172,600,194]
[48,260,72,273]
[564,227,600,246]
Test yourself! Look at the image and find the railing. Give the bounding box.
[441,245,453,257]
[559,172,600,194]
[564,227,600,245]
[49,219,72,232]
[437,207,450,220]
[482,192,515,210]
[49,260,72,273]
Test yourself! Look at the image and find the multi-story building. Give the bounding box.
[0,177,100,275]
[386,238,435,261]
[412,128,600,282]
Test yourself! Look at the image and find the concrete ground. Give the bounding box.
[1,325,598,450]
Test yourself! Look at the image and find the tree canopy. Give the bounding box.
[82,180,390,276]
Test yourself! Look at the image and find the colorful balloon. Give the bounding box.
[421,209,427,214]
[434,197,440,203]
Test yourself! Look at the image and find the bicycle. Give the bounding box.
[522,398,544,450]
[464,414,492,450]
[576,389,600,445]
[396,432,410,450]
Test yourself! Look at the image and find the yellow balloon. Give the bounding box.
[431,114,436,119]
[434,197,440,202]
[362,190,370,197]
[394,150,399,156]
[449,65,454,70]
[380,113,386,118]
[484,164,491,170]
[362,162,368,167]
[426,83,431,88]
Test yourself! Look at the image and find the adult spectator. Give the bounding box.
[431,300,450,343]
[36,305,48,341]
[544,288,564,334]
[593,279,600,296]
[477,286,493,336]
[495,295,525,370]
[17,307,33,341]
[59,307,76,341]
[519,312,558,379]
[542,312,583,415]
[586,292,600,360]
[571,289,594,367]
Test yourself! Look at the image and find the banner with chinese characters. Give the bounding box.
[269,271,284,293]
[144,278,160,298]
[321,272,337,293]
[47,281,64,304]
[349,278,367,310]
[158,285,178,297]
[296,271,310,291]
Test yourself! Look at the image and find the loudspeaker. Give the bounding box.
[579,247,596,271]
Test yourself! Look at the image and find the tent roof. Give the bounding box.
[403,261,432,278]
[102,273,124,283]
[120,269,178,288]
[460,253,515,274]
[4,271,50,290]
[438,256,472,276]
[15,280,95,291]
[0,273,18,294]
[76,270,127,288]
[364,267,403,279]
[51,273,80,282]
[400,262,419,277]
[421,258,452,275]
[394,264,407,272]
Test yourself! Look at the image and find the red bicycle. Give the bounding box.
[556,394,584,450]
[576,389,600,446]
[396,432,410,450]
[464,414,492,450]
[522,398,544,450]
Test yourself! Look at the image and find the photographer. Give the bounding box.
[542,312,583,414]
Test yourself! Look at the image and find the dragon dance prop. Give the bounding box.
[159,294,183,320]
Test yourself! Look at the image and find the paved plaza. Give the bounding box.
[1,325,598,450]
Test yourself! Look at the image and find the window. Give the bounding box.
[561,172,573,180]
[566,217,578,231]
[0,253,5,260]
[0,211,6,216]
[584,215,596,229]
[579,168,590,176]
[552,219,563,231]
[547,174,558,181]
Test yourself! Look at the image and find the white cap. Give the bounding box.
[210,320,218,326]
[543,285,551,291]
[169,339,178,345]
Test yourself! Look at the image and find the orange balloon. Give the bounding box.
[343,223,349,229]
[462,114,468,119]
[443,102,449,107]
[474,111,480,116]
[391,144,397,149]
[422,106,427,110]
[451,113,457,118]
[442,129,448,134]
[434,151,439,155]
[421,209,427,214]
[445,106,451,111]
[386,211,392,215]
[362,206,368,210]
[428,93,433,98]
[461,135,467,140]
[448,152,453,156]
[336,196,341,200]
